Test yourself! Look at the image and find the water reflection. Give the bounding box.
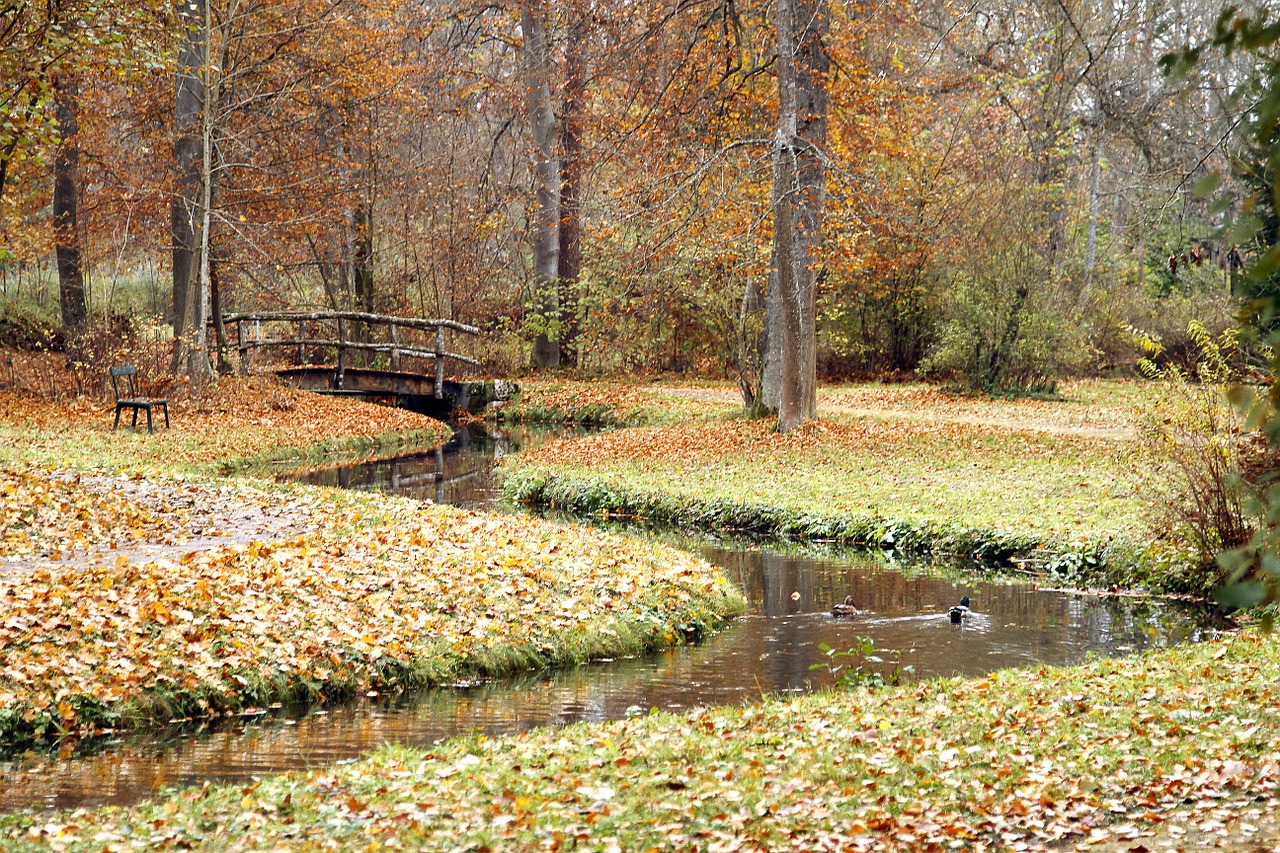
[288,423,582,508]
[0,424,1221,813]
[0,545,1215,813]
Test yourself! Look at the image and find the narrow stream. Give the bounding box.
[0,424,1220,813]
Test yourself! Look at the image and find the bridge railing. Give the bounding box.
[217,311,481,398]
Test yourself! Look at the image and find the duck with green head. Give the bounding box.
[949,596,971,624]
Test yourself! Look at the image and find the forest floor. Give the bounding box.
[2,373,1275,851]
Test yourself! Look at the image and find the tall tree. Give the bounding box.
[52,75,87,346]
[521,1,561,368]
[170,0,212,383]
[764,0,828,430]
[556,13,588,367]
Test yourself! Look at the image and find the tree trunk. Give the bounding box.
[187,0,217,389]
[769,0,827,432]
[210,254,234,375]
[351,204,374,314]
[1084,140,1101,291]
[738,274,765,410]
[756,268,782,414]
[171,0,206,379]
[53,76,87,351]
[348,201,374,361]
[557,17,586,367]
[522,3,560,369]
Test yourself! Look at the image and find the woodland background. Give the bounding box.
[0,0,1269,396]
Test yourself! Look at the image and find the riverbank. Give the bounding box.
[1,375,1272,850]
[499,379,1205,595]
[3,628,1275,851]
[0,379,745,745]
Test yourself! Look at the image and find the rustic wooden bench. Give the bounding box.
[110,365,170,433]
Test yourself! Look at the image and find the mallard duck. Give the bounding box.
[832,595,860,617]
[948,596,971,624]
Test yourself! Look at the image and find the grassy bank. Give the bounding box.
[0,377,455,477]
[3,629,1274,851]
[499,380,1205,595]
[0,379,746,747]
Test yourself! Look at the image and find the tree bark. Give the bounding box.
[351,204,374,314]
[348,200,374,361]
[53,76,87,350]
[557,17,587,368]
[188,0,217,388]
[171,0,207,380]
[1084,140,1101,293]
[522,2,560,368]
[210,254,234,375]
[767,0,827,432]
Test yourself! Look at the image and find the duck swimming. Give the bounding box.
[832,595,860,617]
[948,596,971,624]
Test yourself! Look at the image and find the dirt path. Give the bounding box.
[644,384,1138,441]
[1,471,336,579]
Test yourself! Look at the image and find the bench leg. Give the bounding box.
[146,407,154,434]
[131,408,139,430]
[162,403,169,429]
[113,406,121,431]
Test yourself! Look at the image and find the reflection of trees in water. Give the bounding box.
[288,423,581,507]
[703,547,1213,684]
[1063,597,1215,649]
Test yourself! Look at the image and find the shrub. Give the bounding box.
[1133,321,1264,580]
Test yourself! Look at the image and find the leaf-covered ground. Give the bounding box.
[4,629,1277,852]
[4,376,1271,851]
[0,376,452,475]
[0,469,742,743]
[0,379,745,744]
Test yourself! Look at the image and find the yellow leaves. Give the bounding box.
[0,413,740,747]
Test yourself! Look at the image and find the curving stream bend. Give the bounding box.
[0,424,1220,813]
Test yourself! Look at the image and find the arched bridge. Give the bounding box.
[216,310,512,416]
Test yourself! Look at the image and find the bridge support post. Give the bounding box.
[336,318,347,389]
[236,320,249,374]
[297,320,307,365]
[390,322,401,371]
[434,325,445,399]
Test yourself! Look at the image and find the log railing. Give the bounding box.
[216,311,481,399]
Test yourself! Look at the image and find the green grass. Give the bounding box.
[496,380,1207,591]
[0,419,448,480]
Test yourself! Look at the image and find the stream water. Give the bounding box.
[0,424,1221,813]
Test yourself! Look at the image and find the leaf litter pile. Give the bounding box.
[0,465,742,744]
[5,631,1280,851]
[0,379,744,745]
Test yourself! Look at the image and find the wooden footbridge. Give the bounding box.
[216,310,506,416]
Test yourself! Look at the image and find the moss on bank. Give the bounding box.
[501,468,1207,594]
